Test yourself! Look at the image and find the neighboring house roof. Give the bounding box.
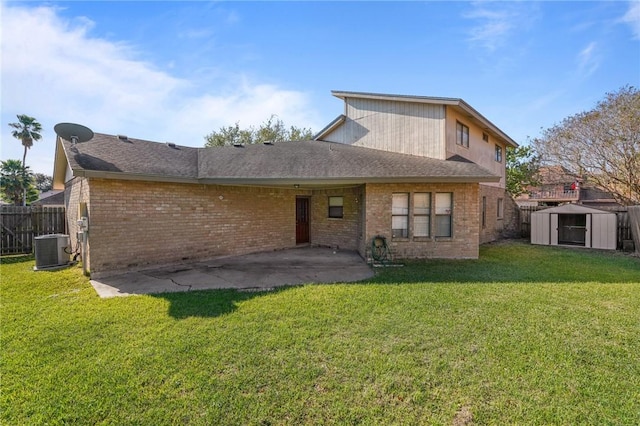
[53,132,500,188]
[33,190,64,206]
[538,165,579,185]
[316,90,518,148]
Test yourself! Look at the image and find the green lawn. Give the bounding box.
[2,241,639,425]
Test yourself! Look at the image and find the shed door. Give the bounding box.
[296,197,310,244]
[558,214,587,246]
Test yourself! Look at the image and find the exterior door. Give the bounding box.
[296,197,310,244]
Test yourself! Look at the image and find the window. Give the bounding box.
[495,145,503,162]
[413,193,431,237]
[456,122,469,148]
[392,193,409,238]
[481,196,487,229]
[497,198,504,219]
[435,193,453,237]
[483,132,489,142]
[328,196,344,218]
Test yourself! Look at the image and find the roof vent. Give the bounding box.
[117,134,129,142]
[263,140,274,145]
[232,142,244,147]
[166,142,178,149]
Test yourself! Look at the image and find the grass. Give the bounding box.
[1,241,639,425]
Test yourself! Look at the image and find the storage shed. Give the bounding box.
[531,204,617,250]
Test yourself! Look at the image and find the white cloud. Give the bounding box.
[0,4,320,174]
[464,2,539,52]
[465,8,513,51]
[621,1,640,39]
[577,41,601,78]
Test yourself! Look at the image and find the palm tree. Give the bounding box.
[0,159,37,205]
[9,114,43,167]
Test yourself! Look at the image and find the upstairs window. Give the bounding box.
[483,132,489,142]
[392,193,409,238]
[456,122,469,148]
[328,196,344,218]
[495,145,503,162]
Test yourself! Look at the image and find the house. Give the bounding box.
[516,165,621,209]
[52,91,517,278]
[32,190,64,206]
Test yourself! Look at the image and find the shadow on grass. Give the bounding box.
[0,254,34,265]
[150,287,292,319]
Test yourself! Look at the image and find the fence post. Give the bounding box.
[628,206,640,254]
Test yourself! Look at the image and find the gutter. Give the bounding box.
[76,171,500,187]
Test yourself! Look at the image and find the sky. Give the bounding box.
[1,1,639,176]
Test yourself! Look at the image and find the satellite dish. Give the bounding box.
[54,123,94,144]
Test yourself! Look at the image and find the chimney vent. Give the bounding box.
[117,134,129,142]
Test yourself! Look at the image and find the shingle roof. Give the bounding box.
[60,133,500,185]
[33,190,64,206]
[63,133,199,179]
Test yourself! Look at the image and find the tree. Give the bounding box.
[8,114,43,167]
[204,115,313,147]
[532,86,640,205]
[0,160,38,205]
[34,173,53,192]
[506,145,541,197]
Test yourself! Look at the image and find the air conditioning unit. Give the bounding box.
[34,234,70,271]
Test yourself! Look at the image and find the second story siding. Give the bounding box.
[322,97,446,159]
[316,91,517,190]
[445,107,507,188]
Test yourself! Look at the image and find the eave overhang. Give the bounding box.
[313,114,346,141]
[52,137,69,190]
[70,170,500,188]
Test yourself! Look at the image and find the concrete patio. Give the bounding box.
[90,247,374,298]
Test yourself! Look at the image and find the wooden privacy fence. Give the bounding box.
[1,206,67,255]
[518,206,545,238]
[519,205,635,250]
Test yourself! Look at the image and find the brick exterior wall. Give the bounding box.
[65,177,487,276]
[502,195,521,238]
[363,183,480,259]
[64,177,90,266]
[310,187,363,250]
[479,185,519,243]
[74,178,309,277]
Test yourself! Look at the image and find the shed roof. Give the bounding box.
[532,204,615,215]
[53,132,500,188]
